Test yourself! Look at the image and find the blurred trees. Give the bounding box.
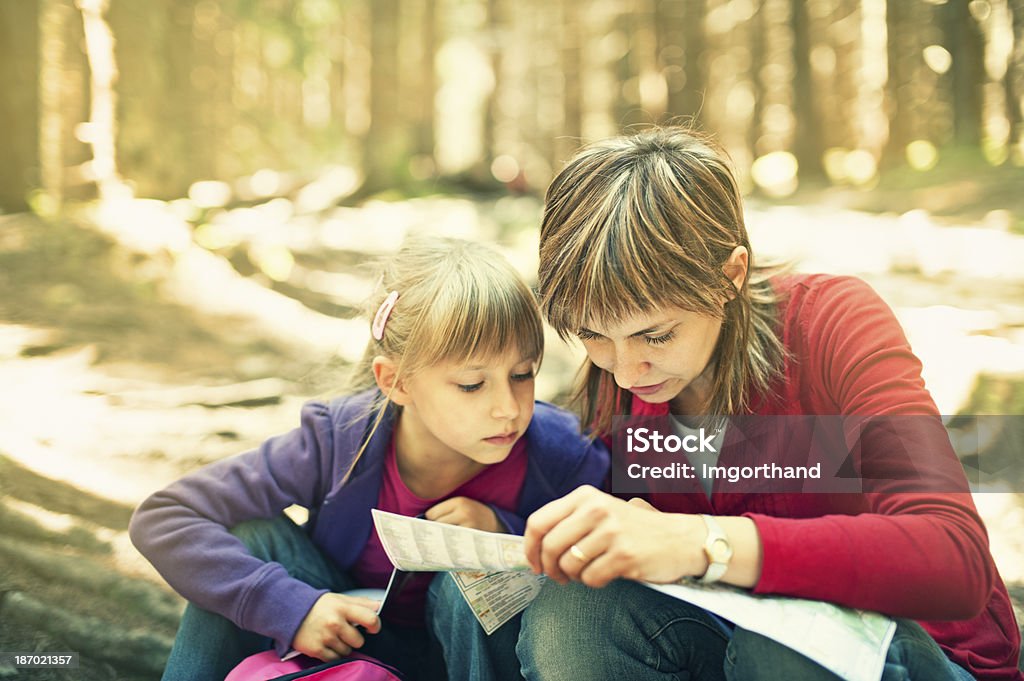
[0,1,42,210]
[1,0,1023,212]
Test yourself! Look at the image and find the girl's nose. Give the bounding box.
[491,382,520,420]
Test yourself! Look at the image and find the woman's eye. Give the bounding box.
[645,331,675,345]
[457,382,483,393]
[511,372,535,382]
[577,329,601,341]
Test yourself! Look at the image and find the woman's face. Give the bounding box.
[577,306,724,405]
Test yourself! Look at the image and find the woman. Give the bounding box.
[518,128,1022,680]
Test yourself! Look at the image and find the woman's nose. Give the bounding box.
[612,345,651,389]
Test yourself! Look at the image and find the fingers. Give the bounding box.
[346,596,383,613]
[314,610,374,660]
[523,486,608,577]
[539,503,612,582]
[627,496,656,512]
[578,550,632,589]
[555,532,613,584]
[317,643,349,661]
[294,594,382,662]
[424,497,459,522]
[524,485,598,569]
[335,619,366,650]
[343,602,382,635]
[425,497,499,531]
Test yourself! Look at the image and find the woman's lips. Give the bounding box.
[629,381,666,396]
[484,432,518,445]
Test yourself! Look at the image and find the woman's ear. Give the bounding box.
[372,356,410,405]
[723,246,749,298]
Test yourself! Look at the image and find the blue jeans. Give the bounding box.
[426,572,525,681]
[516,580,976,681]
[161,516,446,681]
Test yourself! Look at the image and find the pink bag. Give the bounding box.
[224,650,404,681]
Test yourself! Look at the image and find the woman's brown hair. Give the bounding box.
[537,127,786,434]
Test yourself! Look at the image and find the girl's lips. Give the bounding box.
[629,381,666,396]
[484,432,518,445]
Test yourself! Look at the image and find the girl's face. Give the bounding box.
[578,306,723,407]
[396,352,537,466]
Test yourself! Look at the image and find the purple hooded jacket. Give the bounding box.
[129,389,609,652]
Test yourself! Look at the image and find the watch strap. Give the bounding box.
[698,513,731,584]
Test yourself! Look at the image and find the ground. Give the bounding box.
[1,181,1022,678]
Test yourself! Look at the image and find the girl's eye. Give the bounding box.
[457,382,483,393]
[511,371,534,382]
[577,329,601,341]
[645,331,675,345]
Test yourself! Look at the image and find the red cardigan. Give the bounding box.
[628,274,1022,680]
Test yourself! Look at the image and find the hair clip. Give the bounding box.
[372,291,399,341]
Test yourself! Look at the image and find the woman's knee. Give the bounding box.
[881,619,968,681]
[725,628,840,680]
[519,580,725,681]
[517,582,617,680]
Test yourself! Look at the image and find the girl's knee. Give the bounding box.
[229,516,289,543]
[228,515,302,562]
[426,573,468,624]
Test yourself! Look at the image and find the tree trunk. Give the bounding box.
[943,0,985,147]
[559,0,584,161]
[1006,0,1024,155]
[483,0,502,167]
[613,9,638,129]
[748,0,766,156]
[77,0,128,200]
[362,0,404,194]
[828,0,861,151]
[413,0,437,162]
[883,0,915,166]
[790,0,825,179]
[679,0,707,124]
[0,0,41,212]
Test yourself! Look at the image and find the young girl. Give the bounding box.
[129,236,609,681]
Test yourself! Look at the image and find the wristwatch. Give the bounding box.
[698,514,733,584]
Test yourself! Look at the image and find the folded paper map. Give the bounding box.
[370,510,894,681]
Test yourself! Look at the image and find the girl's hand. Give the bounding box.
[426,496,503,532]
[292,593,381,661]
[523,485,706,587]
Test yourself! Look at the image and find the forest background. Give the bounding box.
[2,0,1024,678]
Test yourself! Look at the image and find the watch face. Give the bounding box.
[708,538,732,562]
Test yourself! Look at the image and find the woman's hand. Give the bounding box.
[426,496,503,532]
[523,485,707,587]
[292,593,382,661]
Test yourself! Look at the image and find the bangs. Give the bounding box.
[540,157,735,337]
[414,260,544,369]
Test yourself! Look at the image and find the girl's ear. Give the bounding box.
[723,246,749,299]
[372,356,411,405]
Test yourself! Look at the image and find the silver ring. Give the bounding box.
[569,544,589,562]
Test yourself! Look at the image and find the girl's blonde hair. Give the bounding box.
[343,236,544,478]
[537,127,786,434]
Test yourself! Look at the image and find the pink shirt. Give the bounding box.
[351,436,528,627]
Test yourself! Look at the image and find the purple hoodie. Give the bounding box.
[129,389,609,652]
